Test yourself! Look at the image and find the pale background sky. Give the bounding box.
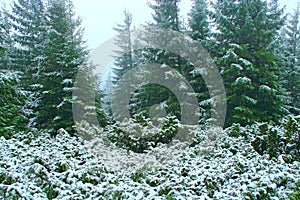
[1,0,298,49]
[73,0,192,49]
[72,0,298,49]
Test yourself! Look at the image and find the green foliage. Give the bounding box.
[276,3,299,114]
[80,167,105,185]
[283,116,300,161]
[0,173,22,200]
[189,0,209,42]
[73,63,108,131]
[36,0,89,135]
[211,0,287,127]
[81,173,98,185]
[251,123,279,158]
[33,156,47,167]
[56,162,68,173]
[111,191,122,200]
[5,0,107,136]
[44,184,59,200]
[8,0,46,78]
[131,171,146,183]
[204,176,219,198]
[289,181,300,200]
[158,186,172,196]
[95,89,108,127]
[248,116,300,162]
[112,10,134,84]
[107,115,179,153]
[0,71,28,138]
[111,0,211,124]
[148,0,180,31]
[227,123,243,138]
[7,0,48,129]
[0,172,17,185]
[0,189,21,200]
[0,8,12,70]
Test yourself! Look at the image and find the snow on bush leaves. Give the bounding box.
[0,119,299,199]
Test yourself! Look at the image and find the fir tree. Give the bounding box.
[188,0,209,42]
[112,10,134,83]
[8,0,48,127]
[0,7,12,70]
[280,4,300,114]
[0,71,28,138]
[111,10,138,121]
[73,60,108,130]
[212,0,287,126]
[0,8,28,137]
[133,0,183,120]
[37,0,89,135]
[8,0,46,86]
[188,0,211,122]
[149,0,180,31]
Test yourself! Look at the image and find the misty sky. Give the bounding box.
[1,0,298,49]
[72,0,299,49]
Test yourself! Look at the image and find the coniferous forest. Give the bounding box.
[0,0,300,199]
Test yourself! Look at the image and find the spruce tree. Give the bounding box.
[8,0,48,127]
[0,71,28,138]
[280,4,300,114]
[8,0,46,86]
[73,60,108,130]
[37,0,89,134]
[135,0,183,120]
[111,10,138,120]
[212,0,287,126]
[0,8,28,137]
[149,0,180,31]
[188,0,211,122]
[112,10,134,83]
[188,0,209,42]
[0,8,10,67]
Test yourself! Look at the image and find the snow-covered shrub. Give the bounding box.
[283,116,300,162]
[289,181,300,200]
[0,126,299,199]
[106,115,179,153]
[250,116,300,163]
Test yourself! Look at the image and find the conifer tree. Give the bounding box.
[135,0,183,119]
[8,0,48,127]
[73,59,108,130]
[212,0,287,126]
[37,0,89,134]
[188,0,209,42]
[112,10,134,83]
[0,8,10,69]
[0,8,28,137]
[111,10,138,120]
[8,0,46,87]
[280,4,300,114]
[188,0,211,122]
[149,0,180,31]
[0,71,28,138]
